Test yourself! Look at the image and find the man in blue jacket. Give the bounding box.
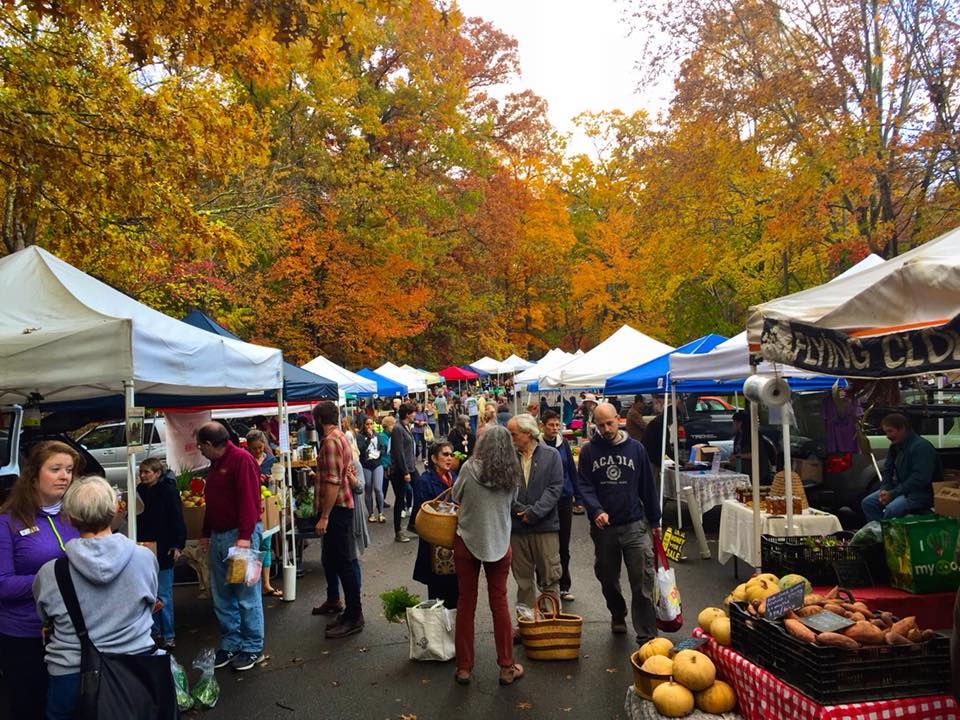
[578,402,660,645]
[862,413,941,522]
[542,409,580,602]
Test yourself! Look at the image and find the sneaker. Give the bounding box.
[378,513,386,523]
[312,600,344,616]
[611,618,628,635]
[214,649,239,669]
[395,531,411,543]
[560,591,575,602]
[231,651,265,672]
[368,514,377,523]
[325,615,364,639]
[400,509,408,518]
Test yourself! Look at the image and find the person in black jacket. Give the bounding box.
[390,403,418,543]
[136,457,187,650]
[447,415,476,458]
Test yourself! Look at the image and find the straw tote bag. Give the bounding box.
[414,487,459,549]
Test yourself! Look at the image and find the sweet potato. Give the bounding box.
[785,618,817,643]
[850,602,871,614]
[823,604,846,616]
[817,632,860,650]
[885,631,913,646]
[890,616,918,637]
[870,619,886,630]
[824,586,840,600]
[795,606,823,618]
[921,629,936,642]
[879,612,894,628]
[849,612,867,623]
[906,627,922,643]
[803,594,826,606]
[844,621,886,646]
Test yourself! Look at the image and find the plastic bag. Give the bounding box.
[190,648,220,710]
[170,656,192,712]
[851,520,882,545]
[652,529,683,632]
[515,603,534,622]
[226,546,263,586]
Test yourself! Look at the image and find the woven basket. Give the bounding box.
[770,470,809,509]
[517,594,582,661]
[414,487,459,549]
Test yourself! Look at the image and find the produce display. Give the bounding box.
[178,475,206,508]
[632,638,738,718]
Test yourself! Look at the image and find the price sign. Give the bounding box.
[661,527,687,563]
[671,636,707,653]
[763,582,805,621]
[833,560,874,589]
[800,610,855,634]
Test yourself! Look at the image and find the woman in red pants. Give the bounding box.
[450,425,524,686]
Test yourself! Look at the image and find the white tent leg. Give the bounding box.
[658,384,669,517]
[671,384,682,530]
[749,371,762,569]
[125,380,137,539]
[782,410,794,535]
[938,375,945,448]
[277,390,298,602]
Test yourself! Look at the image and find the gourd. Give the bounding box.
[641,654,674,676]
[652,681,695,718]
[638,637,674,662]
[710,616,731,646]
[696,680,737,713]
[671,650,716,692]
[745,579,780,604]
[697,607,727,634]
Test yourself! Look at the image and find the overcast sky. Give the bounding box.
[455,0,672,156]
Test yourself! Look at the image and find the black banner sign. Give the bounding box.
[761,315,960,378]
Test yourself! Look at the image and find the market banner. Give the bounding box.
[760,314,960,378]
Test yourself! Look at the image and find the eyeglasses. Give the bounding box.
[439,451,453,457]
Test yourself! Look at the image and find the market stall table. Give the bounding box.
[691,629,958,720]
[718,499,843,569]
[665,469,750,559]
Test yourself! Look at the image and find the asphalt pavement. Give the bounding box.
[166,501,739,720]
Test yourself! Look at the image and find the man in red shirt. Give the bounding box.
[197,421,265,671]
[313,401,364,638]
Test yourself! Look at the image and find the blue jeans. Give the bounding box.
[46,672,80,720]
[469,415,478,434]
[209,524,264,654]
[153,567,175,642]
[324,557,362,604]
[320,507,362,621]
[861,489,928,522]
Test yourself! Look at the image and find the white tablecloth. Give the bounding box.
[667,470,750,515]
[717,499,843,566]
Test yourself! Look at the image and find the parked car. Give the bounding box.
[76,417,167,485]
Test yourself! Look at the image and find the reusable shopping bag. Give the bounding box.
[653,528,684,632]
[406,599,456,661]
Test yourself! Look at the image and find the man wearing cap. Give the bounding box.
[577,403,660,645]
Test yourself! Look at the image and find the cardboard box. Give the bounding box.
[137,541,157,557]
[183,506,205,540]
[793,458,823,484]
[934,481,960,518]
[260,496,281,532]
[691,443,720,462]
[882,514,960,594]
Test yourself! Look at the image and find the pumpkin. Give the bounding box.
[672,650,716,691]
[641,654,674,676]
[745,578,780,604]
[710,616,731,646]
[697,607,727,634]
[696,680,737,713]
[652,681,695,718]
[730,582,748,602]
[751,572,779,586]
[638,636,674,662]
[779,573,813,595]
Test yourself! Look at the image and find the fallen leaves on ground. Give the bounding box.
[515,701,533,711]
[605,667,618,673]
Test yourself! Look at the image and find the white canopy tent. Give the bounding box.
[0,246,285,538]
[539,325,674,390]
[375,362,428,394]
[499,354,534,374]
[513,348,575,386]
[301,355,376,404]
[470,356,503,375]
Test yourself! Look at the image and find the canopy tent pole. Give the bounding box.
[124,380,137,539]
[782,402,794,535]
[671,383,682,530]
[749,367,762,568]
[938,375,945,448]
[278,388,298,601]
[659,382,669,512]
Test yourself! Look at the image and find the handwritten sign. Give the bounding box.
[661,527,687,563]
[763,582,805,621]
[833,560,874,589]
[800,610,854,634]
[672,636,707,653]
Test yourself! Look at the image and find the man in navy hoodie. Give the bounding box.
[577,402,660,645]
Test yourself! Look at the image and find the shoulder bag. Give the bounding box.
[54,558,178,720]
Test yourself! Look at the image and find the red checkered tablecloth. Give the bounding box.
[691,628,959,720]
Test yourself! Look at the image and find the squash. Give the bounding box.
[750,572,779,586]
[638,637,674,662]
[730,582,748,603]
[745,578,780,604]
[779,573,812,595]
[641,654,674,676]
[696,680,737,714]
[710,616,731,646]
[697,607,727,634]
[671,650,716,692]
[652,681,695,718]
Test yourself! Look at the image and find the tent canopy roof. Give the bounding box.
[356,368,406,397]
[539,325,674,389]
[302,355,376,396]
[604,334,727,395]
[469,356,502,374]
[375,362,427,393]
[0,247,283,405]
[499,354,534,373]
[439,365,478,381]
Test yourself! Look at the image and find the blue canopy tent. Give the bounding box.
[355,368,407,397]
[604,334,727,396]
[465,365,490,378]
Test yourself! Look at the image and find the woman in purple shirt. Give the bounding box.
[0,441,81,719]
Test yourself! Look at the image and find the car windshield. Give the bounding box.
[0,410,15,468]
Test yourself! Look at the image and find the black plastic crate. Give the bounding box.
[728,602,951,703]
[760,532,888,586]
